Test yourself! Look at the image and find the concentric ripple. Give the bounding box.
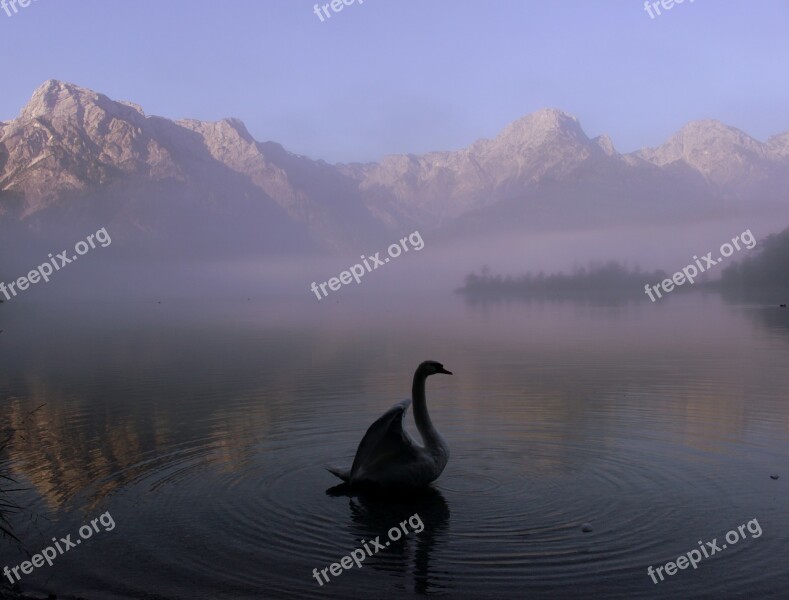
[1,297,787,599]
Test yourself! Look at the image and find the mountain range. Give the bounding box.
[1,80,788,258]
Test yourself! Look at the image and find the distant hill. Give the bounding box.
[719,226,789,291]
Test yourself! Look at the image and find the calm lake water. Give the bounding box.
[0,292,787,599]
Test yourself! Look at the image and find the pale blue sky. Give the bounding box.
[1,0,788,162]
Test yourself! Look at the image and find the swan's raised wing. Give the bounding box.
[350,399,419,483]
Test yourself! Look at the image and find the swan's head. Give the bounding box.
[418,360,452,376]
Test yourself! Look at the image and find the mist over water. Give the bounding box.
[4,214,785,305]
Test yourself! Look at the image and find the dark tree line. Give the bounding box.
[719,226,789,290]
[459,261,669,297]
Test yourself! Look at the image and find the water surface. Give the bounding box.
[0,293,787,599]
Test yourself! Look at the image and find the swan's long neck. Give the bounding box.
[412,372,445,453]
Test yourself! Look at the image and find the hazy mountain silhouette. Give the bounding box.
[2,81,789,260]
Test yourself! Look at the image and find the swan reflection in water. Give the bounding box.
[324,360,452,593]
[326,483,450,595]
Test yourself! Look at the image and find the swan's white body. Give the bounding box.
[328,361,451,489]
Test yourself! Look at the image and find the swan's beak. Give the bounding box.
[438,366,453,375]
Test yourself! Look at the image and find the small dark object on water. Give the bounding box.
[770,474,779,480]
[581,523,593,533]
[780,304,787,308]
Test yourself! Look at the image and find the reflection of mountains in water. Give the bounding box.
[0,383,282,514]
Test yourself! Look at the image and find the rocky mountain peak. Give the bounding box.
[640,119,765,165]
[767,130,789,158]
[676,119,762,149]
[593,134,617,156]
[21,79,78,117]
[18,79,145,128]
[635,119,773,188]
[1,81,179,212]
[496,108,587,145]
[178,117,255,146]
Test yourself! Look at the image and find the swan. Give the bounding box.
[327,361,452,489]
